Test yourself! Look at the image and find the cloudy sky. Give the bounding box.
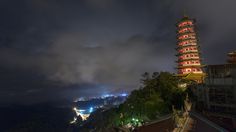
[0,0,235,104]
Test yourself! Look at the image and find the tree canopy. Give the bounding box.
[105,72,188,127]
[82,72,190,131]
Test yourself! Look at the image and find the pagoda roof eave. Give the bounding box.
[176,58,202,62]
[176,17,196,25]
[176,45,199,50]
[177,25,196,31]
[176,65,205,69]
[176,51,201,56]
[176,73,206,82]
[177,38,199,43]
[176,32,196,37]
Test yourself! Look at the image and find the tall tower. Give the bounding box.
[176,16,205,82]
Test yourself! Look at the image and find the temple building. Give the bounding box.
[195,51,236,130]
[227,50,236,64]
[176,15,205,83]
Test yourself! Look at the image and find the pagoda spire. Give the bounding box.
[183,9,187,17]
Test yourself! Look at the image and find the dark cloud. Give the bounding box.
[185,0,236,63]
[0,0,235,104]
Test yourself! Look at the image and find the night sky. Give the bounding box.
[0,0,235,104]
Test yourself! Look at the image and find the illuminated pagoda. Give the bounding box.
[176,15,205,83]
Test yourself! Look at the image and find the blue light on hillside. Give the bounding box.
[89,107,93,113]
[102,94,113,98]
[120,93,128,97]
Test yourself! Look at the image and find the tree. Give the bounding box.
[84,72,189,130]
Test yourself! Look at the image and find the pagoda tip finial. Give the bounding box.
[183,9,188,17]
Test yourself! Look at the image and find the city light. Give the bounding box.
[78,109,86,112]
[89,107,93,113]
[101,94,113,98]
[72,107,92,121]
[70,117,77,124]
[71,93,128,123]
[120,93,128,97]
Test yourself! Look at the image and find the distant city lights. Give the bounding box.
[120,93,128,97]
[89,107,93,113]
[73,93,129,102]
[71,93,129,124]
[101,94,113,98]
[70,117,77,124]
[72,107,91,121]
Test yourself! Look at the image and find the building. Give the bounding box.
[204,63,236,115]
[203,51,236,115]
[227,50,236,64]
[195,51,236,130]
[176,15,205,83]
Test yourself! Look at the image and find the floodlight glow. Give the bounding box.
[72,107,91,121]
[121,93,128,97]
[89,107,93,113]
